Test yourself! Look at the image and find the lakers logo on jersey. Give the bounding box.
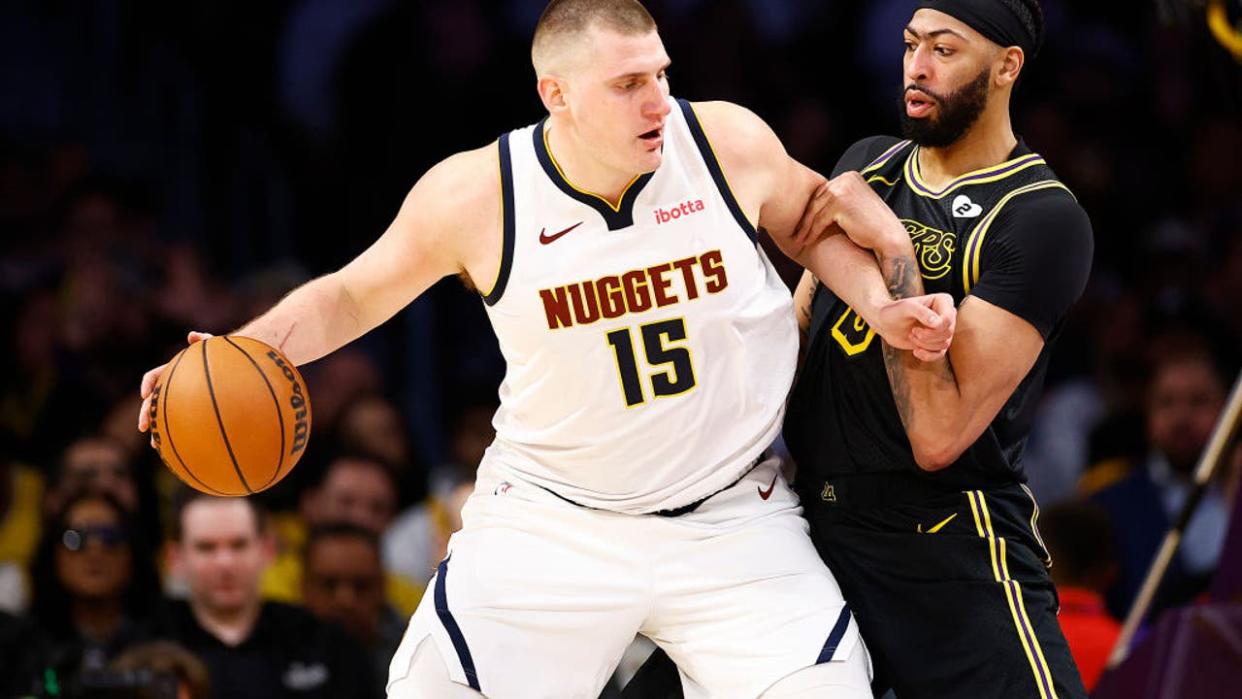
[901,219,957,281]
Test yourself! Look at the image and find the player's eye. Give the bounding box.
[904,41,916,53]
[934,45,953,56]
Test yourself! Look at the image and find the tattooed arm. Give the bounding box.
[875,221,1046,473]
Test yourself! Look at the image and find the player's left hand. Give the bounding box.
[796,171,908,253]
[874,292,956,361]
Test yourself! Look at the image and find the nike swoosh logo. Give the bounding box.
[539,221,583,245]
[917,512,958,534]
[757,473,779,500]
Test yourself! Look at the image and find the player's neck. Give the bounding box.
[545,119,635,206]
[192,596,262,647]
[916,111,1018,188]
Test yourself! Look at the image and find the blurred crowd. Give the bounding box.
[1,0,1239,697]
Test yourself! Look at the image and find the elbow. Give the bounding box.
[910,437,964,472]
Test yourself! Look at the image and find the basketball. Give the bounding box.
[147,336,312,496]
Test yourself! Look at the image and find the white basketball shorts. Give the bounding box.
[387,454,868,698]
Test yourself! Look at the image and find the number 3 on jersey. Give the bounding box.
[606,319,697,407]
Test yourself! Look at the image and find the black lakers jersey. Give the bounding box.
[784,136,1093,492]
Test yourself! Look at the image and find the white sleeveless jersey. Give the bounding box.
[479,98,797,514]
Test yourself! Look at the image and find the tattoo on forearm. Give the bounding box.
[881,255,919,300]
[797,277,818,330]
[882,342,915,429]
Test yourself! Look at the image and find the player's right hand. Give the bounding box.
[874,293,956,361]
[137,331,213,436]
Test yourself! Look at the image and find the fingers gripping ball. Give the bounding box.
[147,336,312,495]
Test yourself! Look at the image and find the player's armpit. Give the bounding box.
[883,295,1044,470]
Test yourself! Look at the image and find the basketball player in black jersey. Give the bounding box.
[779,1,1094,698]
[623,0,1093,697]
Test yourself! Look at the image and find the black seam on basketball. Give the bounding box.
[223,337,286,489]
[201,339,254,494]
[161,347,229,496]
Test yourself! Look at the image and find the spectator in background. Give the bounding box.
[45,435,138,515]
[110,640,211,699]
[262,454,422,616]
[0,608,44,697]
[29,490,161,676]
[336,395,413,471]
[160,492,375,699]
[301,522,405,697]
[0,436,43,612]
[383,401,495,582]
[1041,502,1121,693]
[1082,347,1231,617]
[1,289,108,470]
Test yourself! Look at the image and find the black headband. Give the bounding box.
[914,0,1040,57]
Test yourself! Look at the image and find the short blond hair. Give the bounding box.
[531,0,657,75]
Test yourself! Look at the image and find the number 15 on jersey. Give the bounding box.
[606,318,697,407]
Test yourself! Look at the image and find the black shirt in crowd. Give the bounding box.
[785,135,1094,493]
[158,599,379,699]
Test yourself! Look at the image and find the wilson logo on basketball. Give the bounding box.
[653,199,705,225]
[267,351,310,456]
[150,336,312,496]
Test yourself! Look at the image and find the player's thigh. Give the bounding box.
[814,513,1085,699]
[389,506,647,698]
[650,492,866,698]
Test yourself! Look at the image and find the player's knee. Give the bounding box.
[388,637,484,698]
[761,647,872,699]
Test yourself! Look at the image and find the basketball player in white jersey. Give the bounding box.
[138,1,955,696]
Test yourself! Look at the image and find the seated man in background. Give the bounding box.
[1082,347,1232,617]
[160,491,376,699]
[261,454,423,616]
[302,522,406,698]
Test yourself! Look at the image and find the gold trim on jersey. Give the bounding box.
[542,126,641,213]
[859,140,912,175]
[967,491,1060,699]
[904,146,1049,199]
[961,180,1075,294]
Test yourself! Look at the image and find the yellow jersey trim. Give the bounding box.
[961,180,1073,294]
[542,126,639,213]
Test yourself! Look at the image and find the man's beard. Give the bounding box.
[899,68,991,148]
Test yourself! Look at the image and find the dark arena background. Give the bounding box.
[1,1,1239,697]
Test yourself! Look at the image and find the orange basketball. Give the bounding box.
[147,336,312,496]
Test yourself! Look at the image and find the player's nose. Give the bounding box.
[905,46,934,83]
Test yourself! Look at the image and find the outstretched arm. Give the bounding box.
[139,143,500,431]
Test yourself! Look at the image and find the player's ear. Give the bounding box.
[995,46,1023,88]
[538,75,570,114]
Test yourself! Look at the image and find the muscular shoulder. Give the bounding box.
[395,141,502,271]
[685,100,786,175]
[832,135,905,177]
[989,186,1092,252]
[409,142,501,234]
